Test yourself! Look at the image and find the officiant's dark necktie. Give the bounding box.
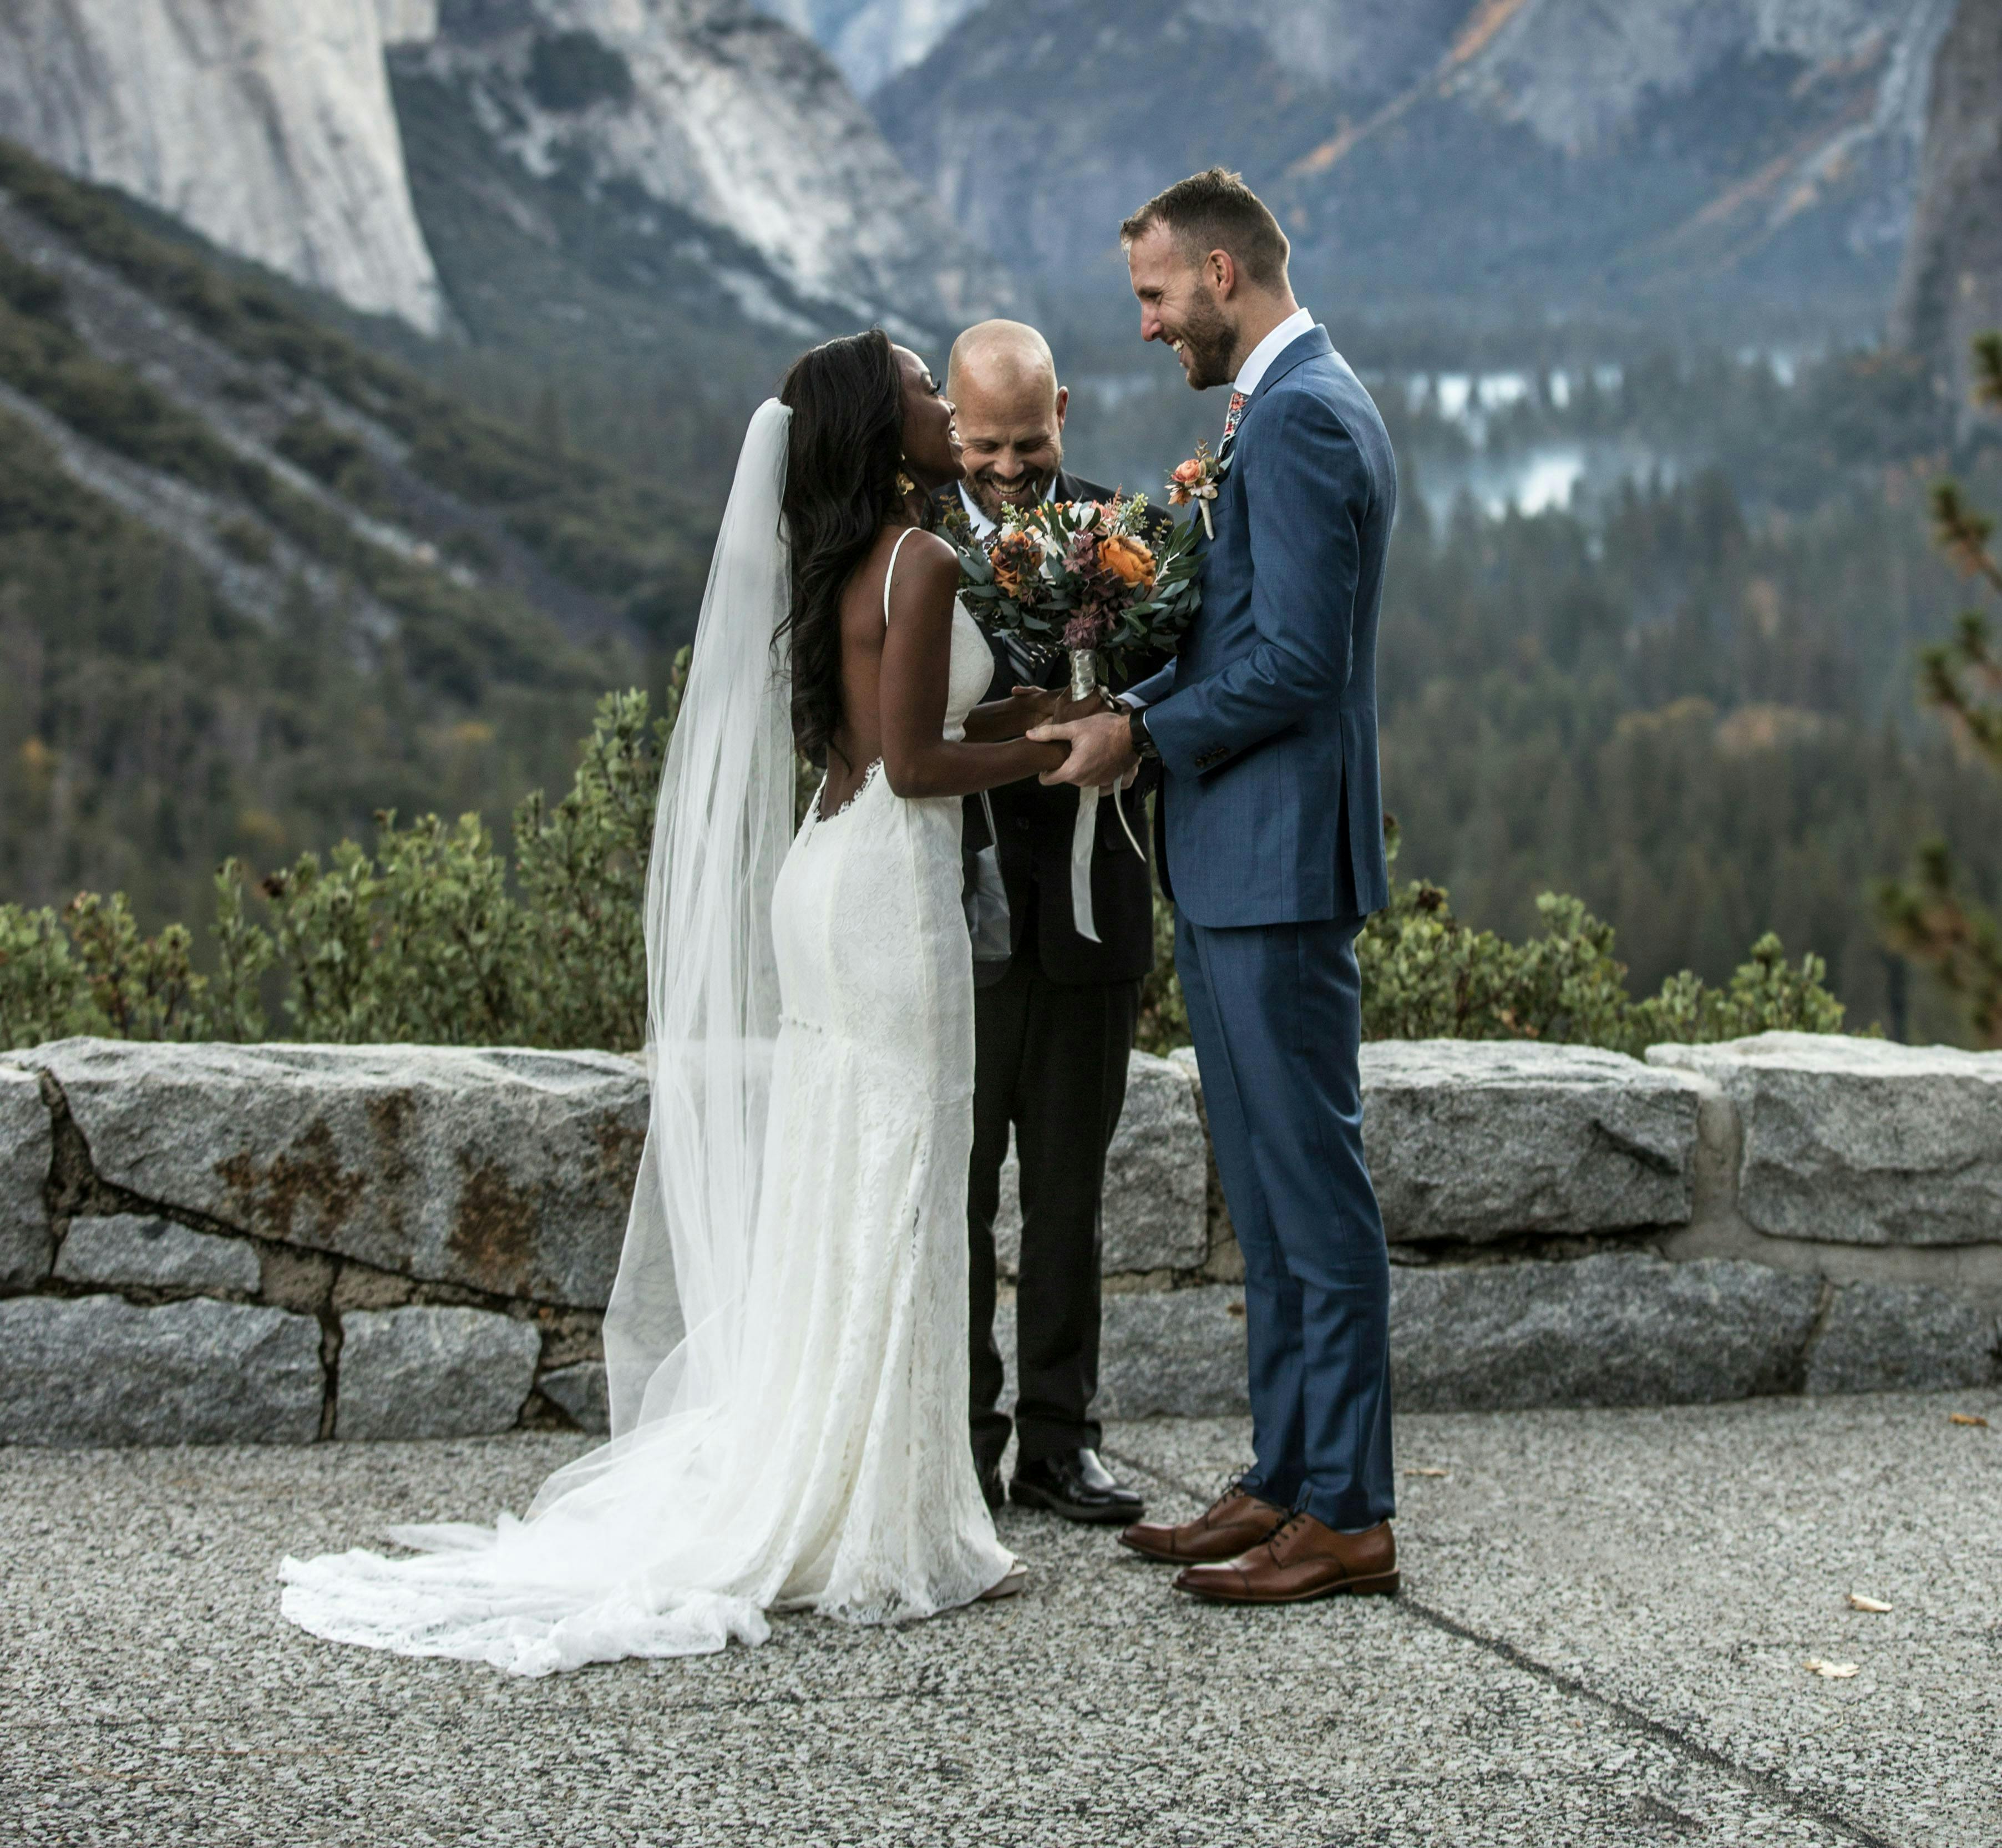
[1220,389,1249,452]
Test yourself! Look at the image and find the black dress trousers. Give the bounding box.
[967,907,1141,1475]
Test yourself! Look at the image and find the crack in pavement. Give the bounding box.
[1101,1445,1902,1848]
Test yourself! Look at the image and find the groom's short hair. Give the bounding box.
[1121,168,1290,289]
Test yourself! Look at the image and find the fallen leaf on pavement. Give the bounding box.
[1847,1594,1891,1613]
[1803,1659,1859,1679]
[1404,1467,1449,1479]
[1948,1412,1989,1427]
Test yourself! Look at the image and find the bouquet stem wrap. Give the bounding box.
[1068,647,1102,943]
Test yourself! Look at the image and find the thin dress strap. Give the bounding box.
[882,525,919,626]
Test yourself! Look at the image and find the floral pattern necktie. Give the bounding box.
[1220,389,1249,452]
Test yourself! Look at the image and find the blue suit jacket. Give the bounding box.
[1129,326,1395,927]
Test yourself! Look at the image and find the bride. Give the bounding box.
[280,332,1093,1675]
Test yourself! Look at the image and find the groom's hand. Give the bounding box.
[1028,710,1139,789]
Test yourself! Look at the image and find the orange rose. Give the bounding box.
[989,531,1042,599]
[1098,533,1155,588]
[1171,458,1204,485]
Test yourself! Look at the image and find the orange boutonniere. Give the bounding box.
[1167,442,1223,538]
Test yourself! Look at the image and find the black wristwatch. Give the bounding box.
[1124,700,1160,763]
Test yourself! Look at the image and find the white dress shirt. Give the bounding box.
[1231,304,1317,403]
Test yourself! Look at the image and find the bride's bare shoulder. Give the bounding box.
[880,525,959,610]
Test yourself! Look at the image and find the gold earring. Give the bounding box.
[896,468,917,498]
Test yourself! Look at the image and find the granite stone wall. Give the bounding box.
[2,1032,1997,1445]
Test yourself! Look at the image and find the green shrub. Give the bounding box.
[1134,823,1844,1059]
[0,904,87,1047]
[2,662,1847,1059]
[0,867,271,1046]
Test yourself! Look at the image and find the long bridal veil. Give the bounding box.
[280,402,799,1675]
[602,396,795,1440]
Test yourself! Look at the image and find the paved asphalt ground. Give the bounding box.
[3,1390,1999,1847]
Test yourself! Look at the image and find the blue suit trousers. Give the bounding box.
[1174,909,1395,1530]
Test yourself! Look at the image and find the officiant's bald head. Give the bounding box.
[947,320,1069,524]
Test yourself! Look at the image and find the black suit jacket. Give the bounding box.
[951,469,1167,986]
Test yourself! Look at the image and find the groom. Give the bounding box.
[1032,168,1398,1602]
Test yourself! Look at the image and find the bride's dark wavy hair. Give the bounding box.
[777,328,916,767]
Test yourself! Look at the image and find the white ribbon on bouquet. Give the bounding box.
[1066,781,1149,944]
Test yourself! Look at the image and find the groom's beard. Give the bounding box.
[1174,297,1238,392]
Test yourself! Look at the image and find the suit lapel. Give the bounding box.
[1245,325,1334,418]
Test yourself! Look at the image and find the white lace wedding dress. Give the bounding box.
[280,440,1013,1675]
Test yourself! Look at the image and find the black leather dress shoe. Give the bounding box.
[1010,1449,1145,1525]
[977,1460,1005,1514]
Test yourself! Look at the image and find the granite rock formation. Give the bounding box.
[878,0,1955,324]
[0,0,445,330]
[1888,0,2002,421]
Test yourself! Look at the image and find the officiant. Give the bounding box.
[944,320,1159,1525]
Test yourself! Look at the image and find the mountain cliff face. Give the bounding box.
[0,0,446,332]
[404,0,1001,336]
[879,0,1955,332]
[0,0,997,348]
[1889,0,2002,420]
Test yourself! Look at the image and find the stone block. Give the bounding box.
[1390,1253,1822,1411]
[1649,1034,2002,1246]
[1805,1283,2001,1395]
[994,1051,1208,1277]
[1,1062,52,1288]
[539,1360,610,1434]
[336,1305,540,1440]
[995,1285,1250,1419]
[1168,1047,1238,1273]
[0,1295,322,1445]
[1097,1287,1249,1417]
[54,1213,259,1293]
[13,1040,650,1307]
[1362,1041,1702,1244]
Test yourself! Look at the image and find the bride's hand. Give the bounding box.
[1011,685,1108,729]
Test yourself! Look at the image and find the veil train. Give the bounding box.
[280,403,799,1674]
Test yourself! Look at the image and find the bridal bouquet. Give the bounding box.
[949,494,1202,703]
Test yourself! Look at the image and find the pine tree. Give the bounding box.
[1877,334,2002,1044]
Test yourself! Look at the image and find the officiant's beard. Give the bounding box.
[1174,296,1238,392]
[965,444,1062,524]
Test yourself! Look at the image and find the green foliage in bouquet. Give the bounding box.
[950,497,1201,674]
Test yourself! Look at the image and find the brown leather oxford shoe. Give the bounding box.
[1118,1486,1288,1564]
[1172,1512,1398,1603]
